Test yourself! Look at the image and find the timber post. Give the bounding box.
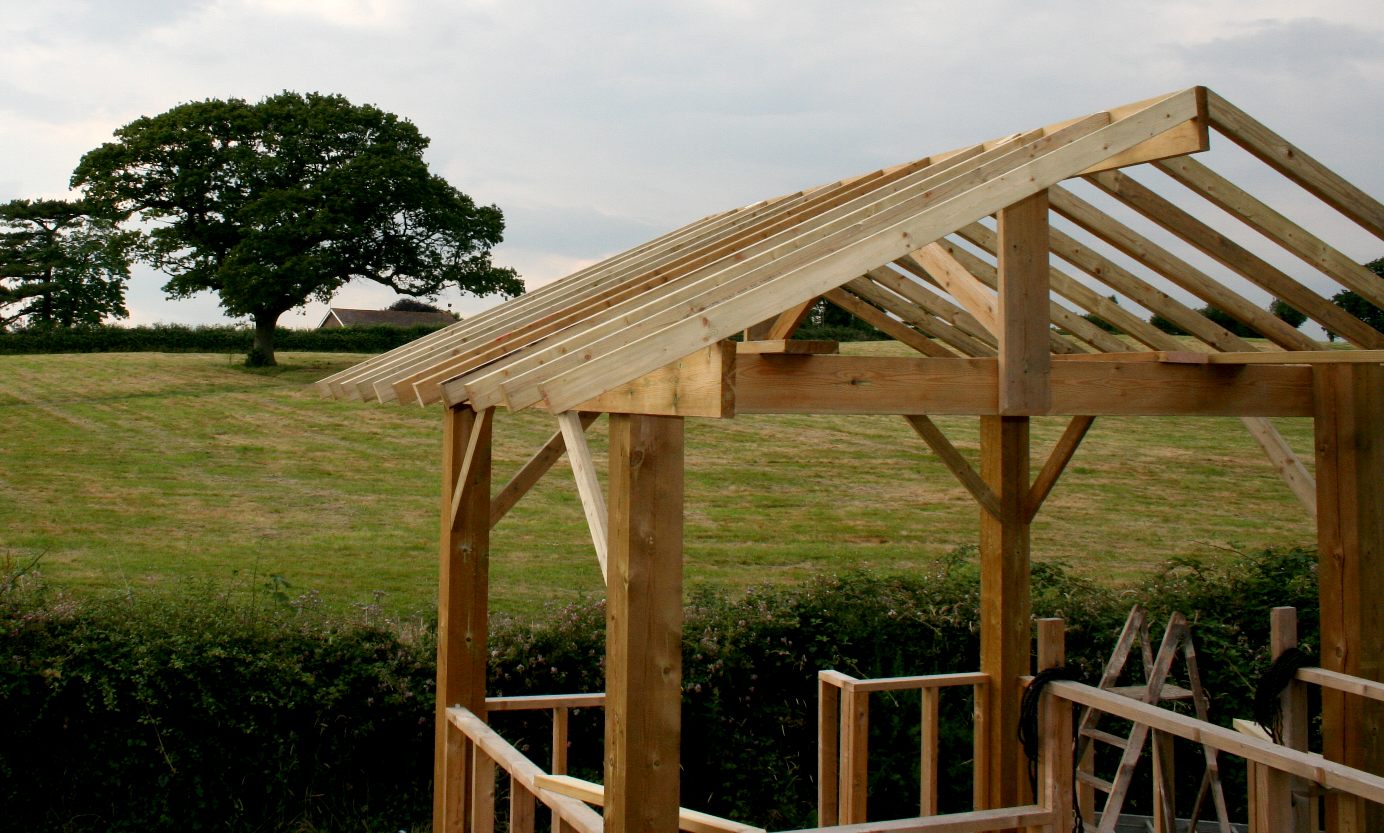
[978,414,1032,810]
[605,414,685,833]
[436,405,493,833]
[1313,363,1383,832]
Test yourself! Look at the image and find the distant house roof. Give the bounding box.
[319,307,457,329]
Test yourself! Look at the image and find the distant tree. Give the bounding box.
[387,297,454,317]
[1082,294,1122,334]
[72,91,521,365]
[1269,298,1306,329]
[1148,312,1187,336]
[1327,258,1384,339]
[1199,305,1260,339]
[0,198,135,330]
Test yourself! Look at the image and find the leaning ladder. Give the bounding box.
[1075,605,1233,833]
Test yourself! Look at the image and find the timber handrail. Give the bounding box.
[446,706,605,833]
[1047,680,1384,806]
[485,691,604,775]
[1294,666,1384,702]
[533,773,767,833]
[818,669,991,825]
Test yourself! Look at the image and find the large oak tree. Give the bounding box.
[72,92,521,364]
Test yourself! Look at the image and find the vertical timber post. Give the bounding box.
[975,190,1046,813]
[997,190,1051,416]
[1314,363,1383,833]
[605,414,684,833]
[978,414,1031,811]
[435,405,492,833]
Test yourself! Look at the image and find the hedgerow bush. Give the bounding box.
[1,546,1318,831]
[0,323,448,355]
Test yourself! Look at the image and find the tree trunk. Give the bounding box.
[249,312,278,366]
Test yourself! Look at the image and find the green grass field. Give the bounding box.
[0,346,1317,618]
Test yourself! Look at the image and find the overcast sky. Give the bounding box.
[2,0,1381,329]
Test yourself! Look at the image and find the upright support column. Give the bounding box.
[605,414,684,833]
[435,405,493,833]
[978,415,1032,810]
[1314,364,1383,833]
[997,190,1051,415]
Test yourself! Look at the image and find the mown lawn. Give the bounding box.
[0,346,1317,618]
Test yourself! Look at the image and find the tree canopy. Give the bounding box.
[1332,258,1384,332]
[0,198,134,330]
[71,91,521,364]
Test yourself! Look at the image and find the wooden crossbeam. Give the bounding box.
[558,411,609,581]
[1086,169,1383,349]
[733,355,1314,417]
[904,415,1001,519]
[490,412,600,528]
[1206,89,1384,241]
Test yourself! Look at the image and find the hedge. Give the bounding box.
[0,323,449,355]
[0,547,1318,831]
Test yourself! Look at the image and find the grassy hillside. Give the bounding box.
[0,347,1317,618]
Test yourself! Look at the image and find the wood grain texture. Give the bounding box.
[605,414,684,833]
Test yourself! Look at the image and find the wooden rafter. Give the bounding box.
[1205,89,1384,241]
[823,288,953,358]
[1047,185,1318,352]
[847,274,990,356]
[501,94,1199,413]
[1153,156,1384,309]
[1086,169,1384,348]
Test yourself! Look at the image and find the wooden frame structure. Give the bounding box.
[320,87,1383,832]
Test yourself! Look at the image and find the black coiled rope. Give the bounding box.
[1018,666,1085,833]
[1253,646,1313,743]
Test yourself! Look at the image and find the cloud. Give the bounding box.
[4,0,1382,326]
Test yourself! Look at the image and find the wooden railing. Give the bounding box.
[450,692,765,833]
[448,705,605,833]
[815,617,1384,833]
[1235,606,1384,832]
[485,691,605,776]
[817,668,991,825]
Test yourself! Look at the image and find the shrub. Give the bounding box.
[1,547,1319,831]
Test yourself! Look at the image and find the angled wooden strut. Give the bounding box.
[1075,606,1232,833]
[558,411,609,582]
[491,412,601,528]
[904,414,1095,522]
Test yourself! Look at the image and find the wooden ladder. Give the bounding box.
[1075,605,1233,833]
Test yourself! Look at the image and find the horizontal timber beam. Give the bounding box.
[566,341,735,418]
[734,355,1313,417]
